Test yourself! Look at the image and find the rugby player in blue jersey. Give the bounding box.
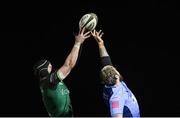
[91,30,140,118]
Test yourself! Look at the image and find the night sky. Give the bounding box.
[0,0,179,117]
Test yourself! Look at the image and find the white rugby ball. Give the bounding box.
[79,13,98,31]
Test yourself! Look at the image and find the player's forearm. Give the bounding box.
[64,41,81,69]
[98,43,113,67]
[98,43,109,57]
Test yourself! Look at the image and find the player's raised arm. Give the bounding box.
[57,27,90,80]
[91,30,140,118]
[91,29,112,67]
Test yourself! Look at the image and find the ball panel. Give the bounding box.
[79,14,91,29]
[85,18,97,31]
[79,13,98,31]
[89,13,98,22]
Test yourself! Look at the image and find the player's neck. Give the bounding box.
[115,79,120,86]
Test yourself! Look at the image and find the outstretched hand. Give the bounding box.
[91,29,104,45]
[75,27,91,44]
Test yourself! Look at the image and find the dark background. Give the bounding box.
[0,0,179,117]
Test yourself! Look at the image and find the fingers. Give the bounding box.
[84,34,91,39]
[93,29,103,37]
[90,30,95,35]
[84,31,90,36]
[78,28,103,41]
[90,31,94,36]
[93,29,96,34]
[84,31,91,39]
[78,27,82,34]
[99,32,104,38]
[80,27,86,34]
[98,30,102,35]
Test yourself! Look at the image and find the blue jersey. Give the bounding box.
[103,81,140,117]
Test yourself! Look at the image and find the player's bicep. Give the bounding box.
[110,97,125,117]
[57,65,71,80]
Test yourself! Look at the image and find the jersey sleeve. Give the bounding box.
[101,56,113,68]
[109,95,125,116]
[48,70,61,85]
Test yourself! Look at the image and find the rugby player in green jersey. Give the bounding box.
[33,27,90,117]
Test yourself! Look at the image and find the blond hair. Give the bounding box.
[100,65,123,85]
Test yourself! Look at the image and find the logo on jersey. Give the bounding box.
[111,100,119,108]
[59,88,69,95]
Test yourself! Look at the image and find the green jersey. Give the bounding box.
[40,70,73,117]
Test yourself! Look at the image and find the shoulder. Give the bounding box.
[42,70,62,86]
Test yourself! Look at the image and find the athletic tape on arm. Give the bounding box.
[101,56,113,68]
[57,70,66,80]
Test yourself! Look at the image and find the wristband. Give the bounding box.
[74,42,81,49]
